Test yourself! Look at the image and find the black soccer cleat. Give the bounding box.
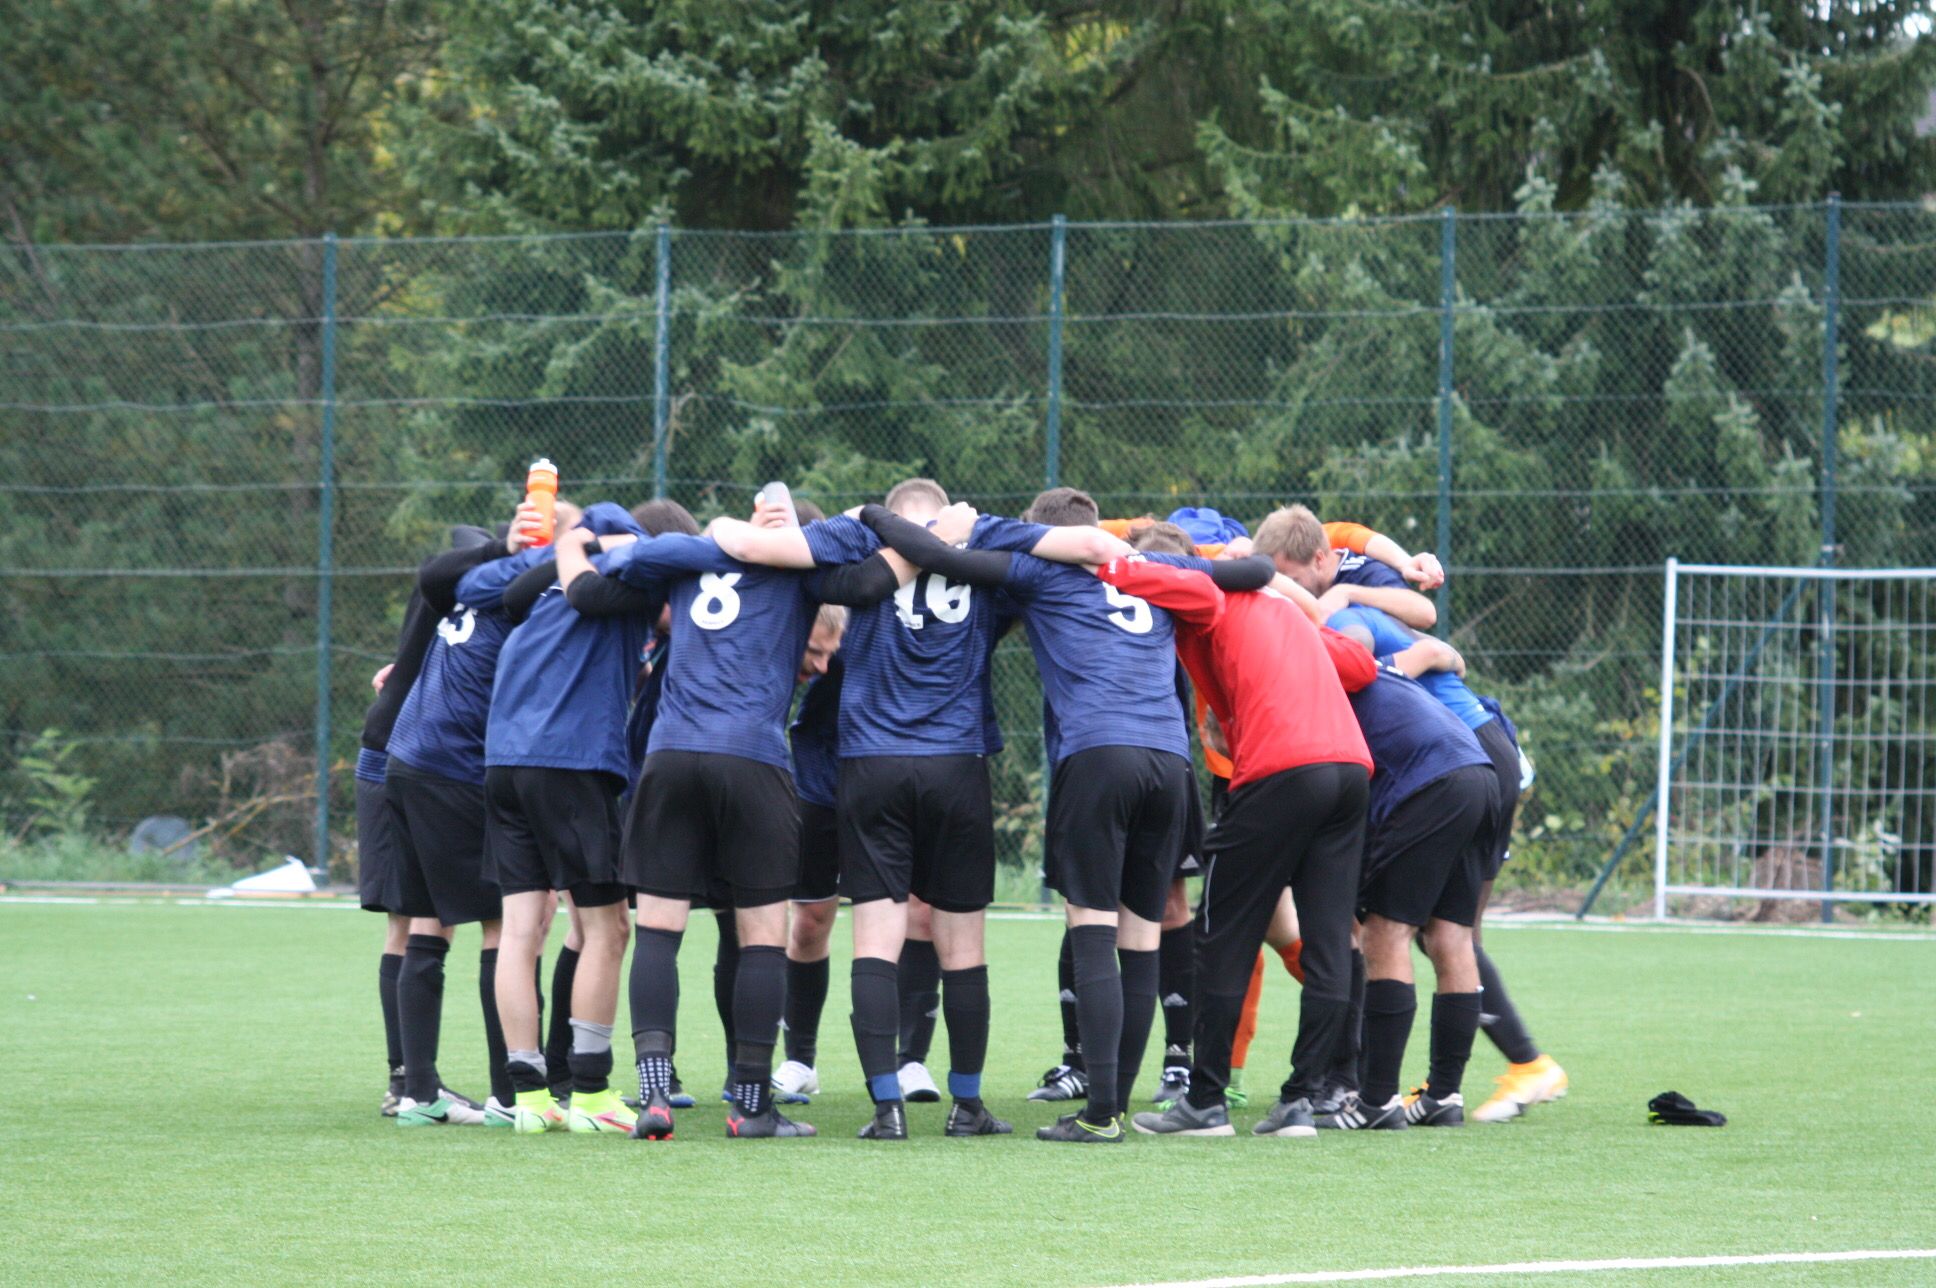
[1403,1089,1465,1127]
[1035,1111,1125,1144]
[1316,1092,1409,1131]
[630,1088,676,1140]
[1251,1096,1318,1138]
[858,1101,909,1141]
[725,1105,817,1138]
[944,1099,1013,1137]
[1027,1063,1089,1102]
[1152,1064,1191,1105]
[1132,1097,1234,1137]
[666,1068,695,1109]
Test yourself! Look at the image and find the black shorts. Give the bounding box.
[1474,718,1521,881]
[1045,746,1191,923]
[794,801,840,903]
[1360,765,1496,929]
[625,751,799,908]
[837,754,995,913]
[387,761,501,927]
[355,776,405,915]
[1174,768,1207,880]
[483,765,628,908]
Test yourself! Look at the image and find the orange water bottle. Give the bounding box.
[524,457,559,546]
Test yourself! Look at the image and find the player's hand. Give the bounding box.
[556,525,599,551]
[751,496,790,530]
[931,501,979,546]
[508,501,548,551]
[371,664,393,693]
[1404,552,1445,590]
[1221,536,1255,559]
[598,531,639,550]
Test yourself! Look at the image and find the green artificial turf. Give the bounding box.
[3,902,1932,1287]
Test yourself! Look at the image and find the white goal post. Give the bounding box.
[1654,559,1936,919]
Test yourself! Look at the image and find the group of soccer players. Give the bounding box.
[353,473,1568,1142]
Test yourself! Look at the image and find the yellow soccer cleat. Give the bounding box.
[1471,1055,1568,1123]
[566,1088,638,1134]
[510,1089,568,1134]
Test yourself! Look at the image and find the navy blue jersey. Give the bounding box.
[1334,551,1407,591]
[790,653,843,808]
[609,533,817,771]
[386,597,513,786]
[464,503,655,780]
[803,513,1042,759]
[621,631,671,798]
[355,747,389,785]
[1344,663,1491,829]
[1001,549,1189,764]
[1327,604,1493,732]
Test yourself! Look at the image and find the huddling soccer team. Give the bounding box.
[355,475,1569,1143]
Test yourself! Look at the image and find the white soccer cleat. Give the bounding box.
[772,1060,820,1103]
[898,1061,941,1103]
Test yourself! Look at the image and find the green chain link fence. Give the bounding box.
[4,202,1934,897]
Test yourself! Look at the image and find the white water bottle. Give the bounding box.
[757,480,800,528]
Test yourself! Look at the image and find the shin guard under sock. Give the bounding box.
[713,911,740,1075]
[1069,925,1122,1122]
[398,934,449,1103]
[730,945,787,1112]
[1057,928,1082,1069]
[1425,990,1483,1099]
[1158,921,1195,1059]
[941,965,990,1101]
[784,955,830,1067]
[629,926,683,1083]
[1115,946,1160,1111]
[379,952,404,1074]
[897,938,941,1066]
[543,945,580,1091]
[478,948,512,1106]
[1361,978,1417,1106]
[850,956,902,1103]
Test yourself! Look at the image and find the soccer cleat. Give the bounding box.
[772,1060,819,1105]
[724,1105,816,1138]
[945,1100,1013,1137]
[858,1101,908,1141]
[631,1088,676,1140]
[483,1096,515,1128]
[510,1090,567,1134]
[1403,1090,1465,1127]
[1472,1055,1569,1123]
[667,1069,695,1110]
[1225,1066,1250,1110]
[1152,1064,1191,1105]
[381,1066,406,1117]
[567,1088,638,1134]
[1316,1092,1408,1131]
[1132,1097,1235,1137]
[1036,1111,1125,1143]
[438,1085,484,1113]
[396,1095,482,1127]
[898,1061,941,1103]
[1027,1064,1089,1102]
[1251,1096,1318,1138]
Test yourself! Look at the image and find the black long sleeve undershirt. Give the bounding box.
[857,505,1015,587]
[809,551,901,607]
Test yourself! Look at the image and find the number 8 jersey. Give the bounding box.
[801,514,1041,759]
[608,533,819,770]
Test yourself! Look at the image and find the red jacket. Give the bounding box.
[1096,557,1375,790]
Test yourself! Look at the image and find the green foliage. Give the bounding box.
[4,730,95,840]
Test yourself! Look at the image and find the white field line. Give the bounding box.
[1101,1248,1936,1288]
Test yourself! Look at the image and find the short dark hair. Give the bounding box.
[1024,486,1099,528]
[630,498,701,537]
[1130,521,1195,557]
[793,497,827,525]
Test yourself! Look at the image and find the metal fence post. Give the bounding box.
[1045,214,1067,488]
[1817,194,1842,922]
[652,223,672,500]
[1653,557,1679,920]
[312,232,340,877]
[1435,206,1456,634]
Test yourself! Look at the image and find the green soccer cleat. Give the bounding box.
[510,1089,567,1134]
[567,1088,638,1134]
[482,1096,515,1128]
[395,1095,483,1127]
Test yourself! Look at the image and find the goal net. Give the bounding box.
[1654,560,1936,919]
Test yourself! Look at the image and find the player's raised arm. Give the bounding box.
[1094,556,1227,627]
[1026,523,1135,568]
[710,515,816,568]
[606,531,736,587]
[856,504,1018,587]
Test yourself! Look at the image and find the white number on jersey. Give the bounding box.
[894,573,972,629]
[1103,583,1153,635]
[690,572,743,630]
[437,605,477,646]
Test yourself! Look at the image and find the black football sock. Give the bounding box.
[379,951,405,1076]
[398,934,449,1103]
[1476,947,1541,1065]
[478,948,512,1106]
[1327,949,1367,1095]
[714,911,740,1077]
[1057,927,1083,1070]
[784,955,830,1066]
[630,926,683,1095]
[1361,978,1417,1107]
[1069,924,1122,1123]
[1115,946,1160,1111]
[850,956,903,1104]
[941,965,990,1102]
[531,955,545,1067]
[569,1018,614,1095]
[1425,990,1483,1099]
[897,937,941,1065]
[506,1050,548,1095]
[1158,921,1195,1062]
[730,945,787,1115]
[543,945,580,1092]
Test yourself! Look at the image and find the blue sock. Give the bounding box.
[868,1072,903,1104]
[948,1071,982,1102]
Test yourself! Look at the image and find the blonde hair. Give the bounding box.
[885,478,949,515]
[813,603,849,636]
[1252,505,1327,563]
[1129,521,1195,557]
